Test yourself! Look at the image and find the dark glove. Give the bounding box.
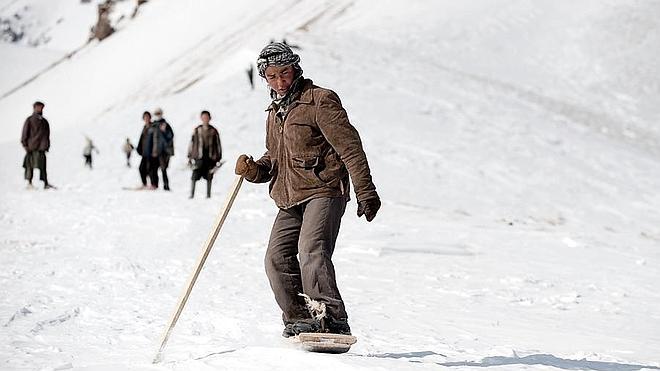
[234,154,259,179]
[357,197,381,222]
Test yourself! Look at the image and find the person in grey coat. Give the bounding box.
[21,101,55,189]
[153,107,174,191]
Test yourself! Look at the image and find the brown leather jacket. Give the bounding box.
[248,79,378,209]
[21,113,50,152]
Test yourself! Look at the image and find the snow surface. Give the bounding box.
[1,1,660,370]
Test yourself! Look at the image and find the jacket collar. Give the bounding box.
[265,78,314,111]
[195,123,216,131]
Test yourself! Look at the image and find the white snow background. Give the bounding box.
[1,0,659,370]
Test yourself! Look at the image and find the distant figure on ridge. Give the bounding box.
[187,110,222,198]
[282,38,300,50]
[152,107,174,191]
[246,64,255,90]
[21,101,55,190]
[91,2,114,41]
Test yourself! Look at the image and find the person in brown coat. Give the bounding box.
[235,42,381,337]
[187,110,222,198]
[21,101,54,189]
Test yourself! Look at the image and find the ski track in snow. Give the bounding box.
[1,0,660,370]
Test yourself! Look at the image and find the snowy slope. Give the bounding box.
[0,0,95,50]
[1,1,660,370]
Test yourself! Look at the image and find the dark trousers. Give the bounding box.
[84,155,92,168]
[23,150,48,184]
[138,157,149,186]
[191,157,215,181]
[190,179,212,198]
[148,157,160,187]
[160,155,170,190]
[265,197,348,324]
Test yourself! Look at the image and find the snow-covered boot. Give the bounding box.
[324,317,351,335]
[282,319,319,338]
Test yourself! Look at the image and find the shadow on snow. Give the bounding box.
[356,351,659,371]
[440,354,659,371]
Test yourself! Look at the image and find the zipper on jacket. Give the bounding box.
[276,114,291,207]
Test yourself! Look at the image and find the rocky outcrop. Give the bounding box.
[91,1,114,41]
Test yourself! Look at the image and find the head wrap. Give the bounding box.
[257,42,302,78]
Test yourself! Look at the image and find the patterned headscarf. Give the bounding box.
[257,42,302,78]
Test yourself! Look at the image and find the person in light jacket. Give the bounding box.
[187,110,222,198]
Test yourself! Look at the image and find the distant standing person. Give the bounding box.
[246,64,255,90]
[83,137,99,169]
[136,111,158,189]
[153,107,174,191]
[122,137,134,167]
[21,101,55,189]
[187,110,222,198]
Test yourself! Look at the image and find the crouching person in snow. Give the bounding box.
[234,43,381,337]
[187,110,222,198]
[21,101,55,189]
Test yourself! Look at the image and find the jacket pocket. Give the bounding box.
[291,155,325,188]
[291,156,319,169]
[292,154,345,187]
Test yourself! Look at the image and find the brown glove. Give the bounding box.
[357,196,381,222]
[235,154,259,180]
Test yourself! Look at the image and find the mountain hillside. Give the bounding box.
[1,1,659,370]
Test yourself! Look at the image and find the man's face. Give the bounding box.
[265,65,295,96]
[143,114,151,124]
[34,105,44,114]
[201,113,210,124]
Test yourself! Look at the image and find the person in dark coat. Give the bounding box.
[21,101,54,189]
[246,64,255,90]
[136,111,159,189]
[152,107,174,190]
[235,43,380,338]
[187,110,222,198]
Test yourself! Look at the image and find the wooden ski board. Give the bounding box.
[297,333,357,354]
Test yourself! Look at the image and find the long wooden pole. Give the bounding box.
[153,175,244,363]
